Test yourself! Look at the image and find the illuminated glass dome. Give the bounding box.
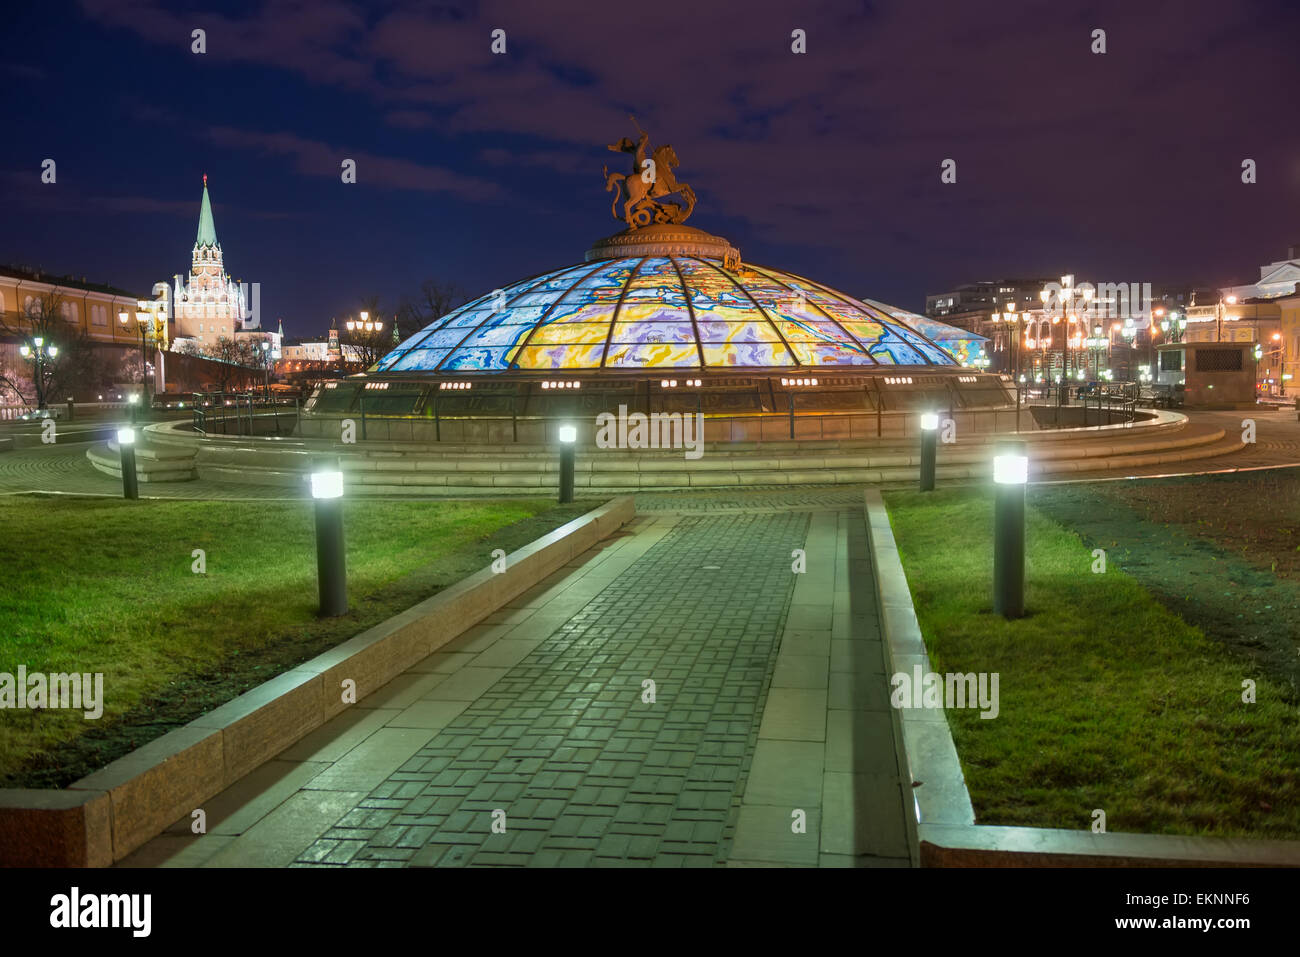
[379,233,968,374]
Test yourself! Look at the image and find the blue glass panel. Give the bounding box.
[441,346,514,371]
[387,348,450,371]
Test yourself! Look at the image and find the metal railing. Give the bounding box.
[191,393,299,436]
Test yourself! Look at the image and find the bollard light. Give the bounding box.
[557,424,576,504]
[992,444,1028,619]
[918,412,939,492]
[310,470,344,499]
[993,452,1027,486]
[117,428,138,499]
[311,466,347,616]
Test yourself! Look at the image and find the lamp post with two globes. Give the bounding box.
[18,337,58,411]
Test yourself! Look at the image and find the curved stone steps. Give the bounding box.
[85,439,198,482]
[134,411,1245,493]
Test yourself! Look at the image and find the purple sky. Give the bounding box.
[3,0,1298,338]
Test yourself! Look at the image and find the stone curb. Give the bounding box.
[0,495,635,867]
[862,488,1300,868]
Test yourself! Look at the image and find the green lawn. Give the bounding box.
[884,487,1300,840]
[0,495,590,787]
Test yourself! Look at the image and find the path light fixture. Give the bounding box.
[116,427,138,500]
[992,441,1028,619]
[311,463,348,617]
[557,424,577,504]
[918,412,939,492]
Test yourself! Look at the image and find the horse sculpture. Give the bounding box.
[602,122,697,229]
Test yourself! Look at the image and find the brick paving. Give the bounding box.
[292,512,809,867]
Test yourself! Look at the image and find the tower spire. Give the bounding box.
[196,176,218,247]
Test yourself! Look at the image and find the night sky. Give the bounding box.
[3,0,1298,339]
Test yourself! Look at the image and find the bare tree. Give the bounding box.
[179,336,260,392]
[398,280,466,333]
[0,289,104,408]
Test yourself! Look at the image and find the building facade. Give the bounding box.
[0,266,144,349]
[1221,245,1300,302]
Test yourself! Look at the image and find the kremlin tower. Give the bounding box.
[172,175,259,347]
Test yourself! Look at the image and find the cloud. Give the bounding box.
[77,0,1300,261]
[203,125,503,199]
[384,110,436,130]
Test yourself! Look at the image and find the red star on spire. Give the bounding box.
[203,173,207,187]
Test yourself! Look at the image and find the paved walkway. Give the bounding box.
[119,503,913,867]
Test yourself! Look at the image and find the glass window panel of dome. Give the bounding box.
[604,342,699,368]
[564,258,640,296]
[898,337,955,365]
[700,342,794,367]
[676,263,755,319]
[831,318,889,348]
[441,345,513,371]
[768,318,861,344]
[886,325,955,364]
[458,323,534,349]
[484,302,549,325]
[527,259,638,327]
[388,347,451,371]
[416,326,484,349]
[727,275,818,325]
[438,307,499,331]
[622,259,688,304]
[514,343,607,370]
[615,299,691,325]
[523,322,611,346]
[514,265,592,297]
[786,342,877,366]
[769,277,881,327]
[695,320,783,343]
[867,336,926,365]
[610,318,697,345]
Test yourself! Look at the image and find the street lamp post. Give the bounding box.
[119,310,153,411]
[991,303,1021,418]
[260,341,272,401]
[1275,333,1287,397]
[18,337,58,411]
[345,311,384,368]
[1045,275,1092,406]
